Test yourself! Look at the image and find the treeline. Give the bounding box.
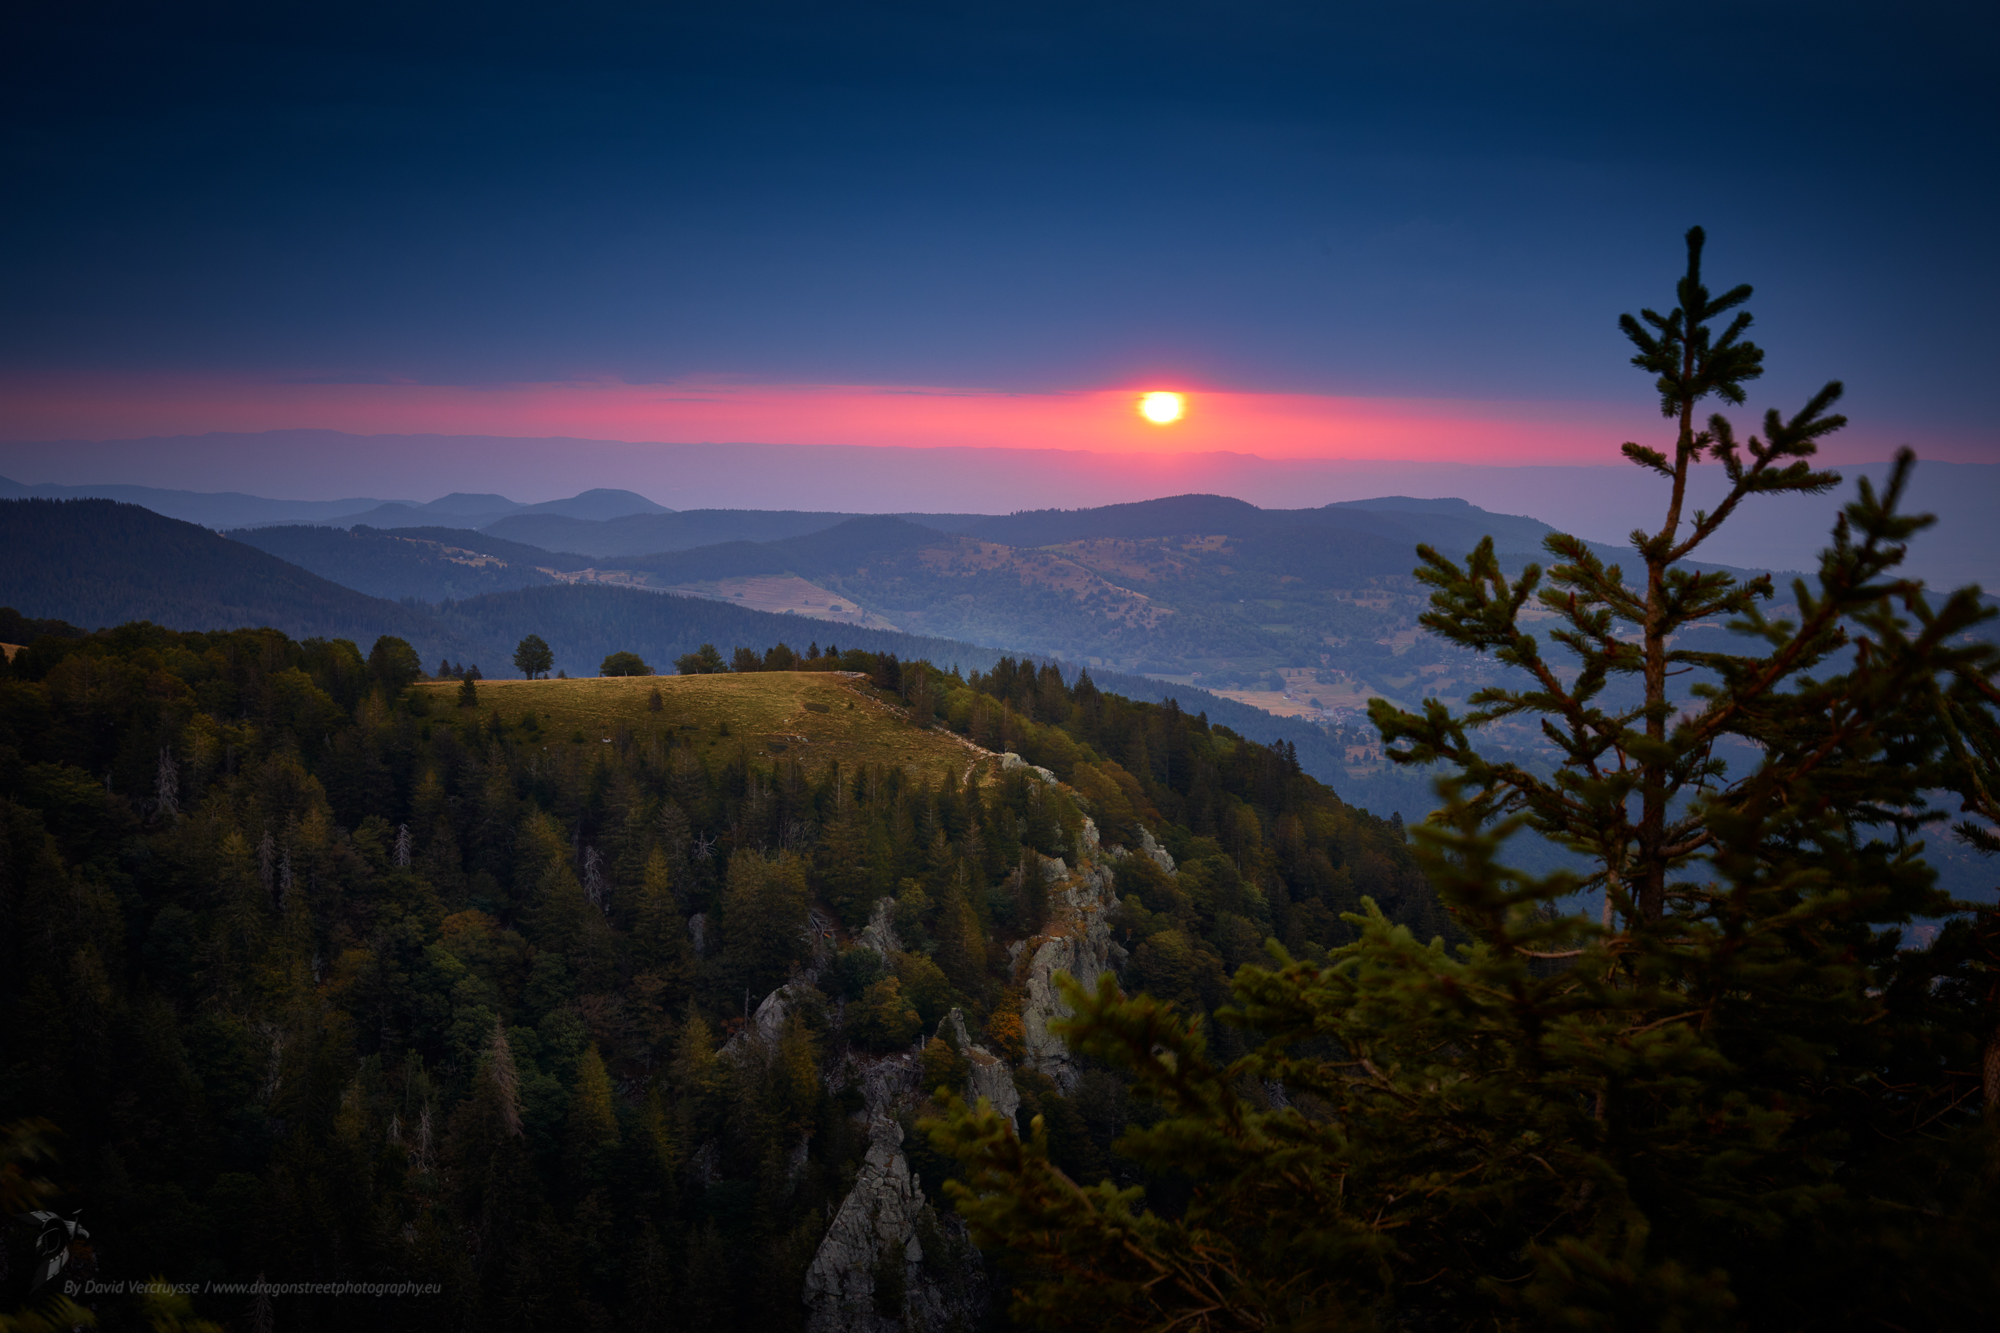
[430,584,1015,684]
[0,614,1437,1330]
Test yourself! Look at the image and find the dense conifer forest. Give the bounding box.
[0,614,1434,1330]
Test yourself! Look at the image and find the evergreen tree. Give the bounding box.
[674,643,727,675]
[564,1044,620,1187]
[929,229,2000,1329]
[717,851,810,999]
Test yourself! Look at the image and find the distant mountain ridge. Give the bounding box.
[0,496,1370,792]
[0,476,673,531]
[228,524,580,603]
[324,486,675,531]
[0,498,495,665]
[6,432,1991,586]
[480,507,993,557]
[0,477,387,528]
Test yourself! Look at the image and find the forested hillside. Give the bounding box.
[0,619,1438,1330]
[230,524,572,602]
[430,585,1373,799]
[0,499,491,666]
[577,494,1775,700]
[0,495,1372,809]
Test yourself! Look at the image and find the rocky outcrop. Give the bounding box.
[999,751,1057,784]
[858,896,901,958]
[965,1045,1021,1124]
[803,1121,926,1333]
[806,1049,989,1332]
[831,1047,923,1124]
[723,981,818,1055]
[1017,855,1127,1093]
[1078,814,1100,857]
[803,1118,989,1333]
[1135,825,1176,874]
[801,761,1134,1328]
[937,1009,1020,1125]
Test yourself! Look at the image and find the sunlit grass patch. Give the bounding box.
[415,671,992,783]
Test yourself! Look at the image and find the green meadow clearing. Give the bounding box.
[413,670,992,783]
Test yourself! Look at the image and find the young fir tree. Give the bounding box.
[928,229,2000,1330]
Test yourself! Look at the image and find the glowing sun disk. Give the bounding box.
[1140,391,1185,424]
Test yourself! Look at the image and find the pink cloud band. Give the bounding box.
[0,373,1955,466]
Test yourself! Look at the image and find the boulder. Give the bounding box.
[1079,814,1101,856]
[841,1048,922,1126]
[965,1047,1021,1125]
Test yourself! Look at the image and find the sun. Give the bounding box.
[1139,391,1184,424]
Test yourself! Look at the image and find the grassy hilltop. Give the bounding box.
[415,669,992,786]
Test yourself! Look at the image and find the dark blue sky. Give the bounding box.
[5,1,1994,454]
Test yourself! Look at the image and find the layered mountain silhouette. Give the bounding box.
[0,499,494,664]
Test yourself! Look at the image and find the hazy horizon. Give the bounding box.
[7,429,1995,586]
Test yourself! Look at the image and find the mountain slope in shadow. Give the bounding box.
[1,499,497,665]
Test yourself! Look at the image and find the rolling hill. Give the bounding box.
[564,494,1787,706]
[561,496,1563,691]
[229,523,584,602]
[413,669,988,785]
[480,506,991,557]
[326,486,673,531]
[0,494,1822,826]
[0,498,496,665]
[426,583,1371,795]
[0,476,675,531]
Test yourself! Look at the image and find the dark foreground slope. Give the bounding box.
[0,498,493,664]
[0,620,1438,1331]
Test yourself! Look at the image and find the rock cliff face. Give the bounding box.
[722,980,818,1055]
[859,895,902,957]
[805,1048,988,1332]
[938,1008,1021,1125]
[803,1121,928,1333]
[1017,854,1128,1093]
[796,773,1179,1326]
